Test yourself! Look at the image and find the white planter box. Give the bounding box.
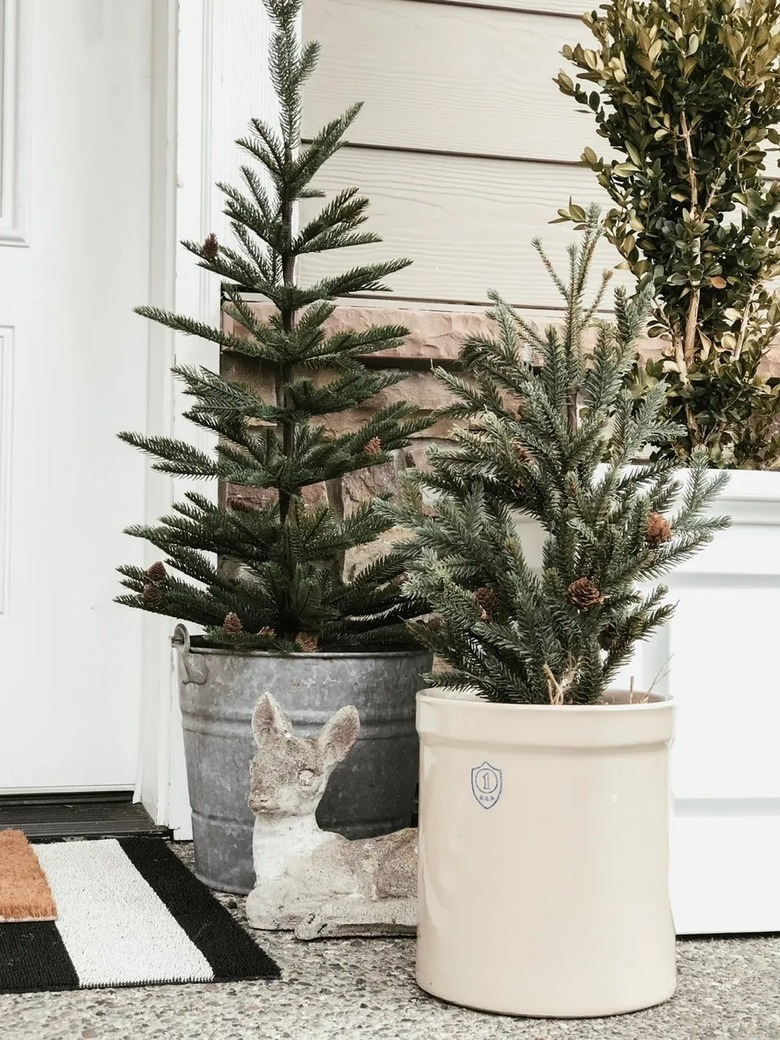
[634,470,780,934]
[515,470,780,934]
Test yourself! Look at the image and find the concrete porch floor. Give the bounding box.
[3,843,779,1040]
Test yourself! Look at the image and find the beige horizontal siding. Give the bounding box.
[301,0,780,316]
[422,0,589,16]
[303,0,594,163]
[300,147,631,306]
[300,0,625,310]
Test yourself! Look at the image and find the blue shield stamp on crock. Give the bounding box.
[471,762,502,809]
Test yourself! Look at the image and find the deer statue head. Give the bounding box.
[248,693,361,818]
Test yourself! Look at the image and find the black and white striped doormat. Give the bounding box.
[0,838,279,992]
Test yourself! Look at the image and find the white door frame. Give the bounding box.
[139,0,274,835]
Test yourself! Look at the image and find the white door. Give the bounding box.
[0,1,154,791]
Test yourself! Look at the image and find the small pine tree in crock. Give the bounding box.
[394,211,729,704]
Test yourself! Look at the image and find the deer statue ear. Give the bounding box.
[252,693,293,747]
[317,705,360,768]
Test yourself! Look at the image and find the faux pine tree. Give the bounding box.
[117,0,430,651]
[394,212,729,704]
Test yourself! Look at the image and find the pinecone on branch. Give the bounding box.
[202,233,219,260]
[223,612,243,635]
[646,512,672,547]
[257,626,277,640]
[567,577,604,611]
[145,561,167,583]
[364,436,383,455]
[295,632,319,653]
[142,583,164,607]
[475,586,499,620]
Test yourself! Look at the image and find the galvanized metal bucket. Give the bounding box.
[173,625,431,894]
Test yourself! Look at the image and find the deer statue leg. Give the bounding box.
[246,876,302,931]
[293,828,418,939]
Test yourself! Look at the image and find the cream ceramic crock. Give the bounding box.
[415,688,676,1018]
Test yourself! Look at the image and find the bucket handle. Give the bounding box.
[172,624,208,685]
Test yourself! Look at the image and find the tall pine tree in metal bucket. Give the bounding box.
[117,0,432,894]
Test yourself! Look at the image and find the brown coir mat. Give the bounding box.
[0,830,58,922]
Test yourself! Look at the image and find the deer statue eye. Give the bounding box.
[298,769,316,787]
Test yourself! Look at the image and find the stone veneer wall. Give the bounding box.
[222,305,780,574]
[221,305,469,576]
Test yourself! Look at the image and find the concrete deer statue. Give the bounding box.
[245,693,417,940]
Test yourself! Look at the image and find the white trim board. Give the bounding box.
[0,0,31,246]
[0,325,13,614]
[138,0,276,837]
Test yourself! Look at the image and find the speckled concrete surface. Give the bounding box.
[2,842,778,1040]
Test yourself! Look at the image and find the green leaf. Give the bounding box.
[625,141,643,167]
[557,72,574,93]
